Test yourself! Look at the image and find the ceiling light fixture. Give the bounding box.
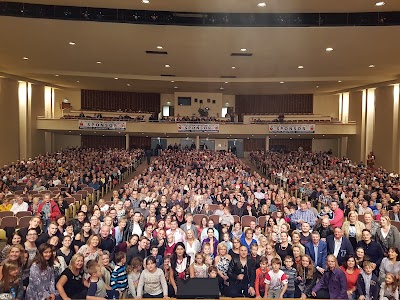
[22,57,29,60]
[232,66,236,69]
[165,64,170,68]
[240,48,247,52]
[127,83,131,86]
[375,1,385,6]
[69,42,76,45]
[220,87,224,90]
[55,74,59,77]
[338,80,342,83]
[369,64,375,68]
[224,82,229,84]
[298,65,304,69]
[171,80,175,83]
[280,81,284,84]
[96,61,102,64]
[316,85,319,88]
[174,86,178,89]
[114,77,119,80]
[326,47,334,52]
[142,0,150,3]
[156,46,163,49]
[76,80,80,83]
[257,2,267,7]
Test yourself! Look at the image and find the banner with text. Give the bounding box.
[79,120,126,131]
[177,123,220,133]
[269,124,315,134]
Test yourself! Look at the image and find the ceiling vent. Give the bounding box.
[146,50,168,55]
[231,52,253,56]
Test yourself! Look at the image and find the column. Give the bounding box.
[125,134,129,150]
[45,131,54,153]
[195,135,200,150]
[265,136,270,151]
[18,81,31,160]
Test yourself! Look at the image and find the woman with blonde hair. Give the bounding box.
[342,211,365,249]
[56,253,88,299]
[376,216,400,255]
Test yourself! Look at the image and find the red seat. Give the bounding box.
[258,216,267,228]
[18,216,32,228]
[209,214,220,225]
[0,216,18,229]
[16,211,32,218]
[0,211,13,218]
[193,214,207,226]
[241,215,257,228]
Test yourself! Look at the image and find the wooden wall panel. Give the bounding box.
[81,90,160,115]
[81,135,125,149]
[235,94,313,119]
[244,139,265,151]
[269,139,312,152]
[129,136,151,149]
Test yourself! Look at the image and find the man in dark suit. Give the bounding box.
[305,231,327,274]
[389,202,400,222]
[326,227,354,266]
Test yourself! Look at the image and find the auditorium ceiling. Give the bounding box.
[1,0,400,94]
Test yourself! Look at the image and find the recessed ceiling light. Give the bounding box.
[96,61,102,64]
[171,80,175,83]
[142,0,150,3]
[69,42,76,45]
[232,66,236,69]
[298,65,304,69]
[375,1,385,6]
[54,74,59,77]
[257,2,267,7]
[316,85,319,88]
[165,64,170,68]
[76,80,80,83]
[220,87,224,90]
[156,46,163,49]
[127,83,131,86]
[280,81,284,84]
[224,82,229,84]
[22,57,29,60]
[326,47,334,52]
[102,135,105,137]
[240,48,247,52]
[338,80,342,83]
[369,64,375,68]
[114,77,119,80]
[68,131,71,133]
[174,86,178,89]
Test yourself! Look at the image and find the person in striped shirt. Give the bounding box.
[111,251,128,297]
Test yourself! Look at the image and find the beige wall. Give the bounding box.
[312,138,339,156]
[0,78,19,165]
[347,91,363,163]
[54,134,81,151]
[313,94,339,118]
[54,88,81,118]
[160,92,235,118]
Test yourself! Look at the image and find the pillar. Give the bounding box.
[45,131,55,153]
[125,134,129,150]
[195,135,200,150]
[265,136,270,151]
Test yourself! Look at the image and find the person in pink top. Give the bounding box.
[330,201,344,228]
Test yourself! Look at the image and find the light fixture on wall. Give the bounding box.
[63,98,69,103]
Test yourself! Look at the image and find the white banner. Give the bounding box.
[177,123,220,133]
[269,124,315,134]
[79,120,126,131]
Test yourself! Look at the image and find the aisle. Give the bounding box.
[240,157,267,178]
[102,157,153,201]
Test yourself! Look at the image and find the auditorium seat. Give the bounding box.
[0,216,18,229]
[0,211,13,218]
[15,211,32,218]
[193,214,206,226]
[258,216,267,228]
[208,204,218,211]
[18,216,32,228]
[233,215,240,223]
[209,214,220,225]
[392,221,400,231]
[241,215,256,228]
[77,190,89,205]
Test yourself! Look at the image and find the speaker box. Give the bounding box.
[176,278,220,299]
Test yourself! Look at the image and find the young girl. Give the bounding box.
[265,243,279,268]
[127,257,143,298]
[221,232,232,251]
[164,234,176,257]
[202,242,213,260]
[379,273,399,300]
[0,261,24,299]
[204,254,213,268]
[255,257,269,298]
[231,222,243,240]
[26,243,57,300]
[136,256,168,298]
[190,253,208,278]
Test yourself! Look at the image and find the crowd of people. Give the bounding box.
[0,148,399,300]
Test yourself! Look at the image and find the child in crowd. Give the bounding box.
[111,251,128,298]
[357,261,379,300]
[164,234,175,256]
[87,260,120,299]
[190,253,208,278]
[221,232,232,251]
[145,246,163,268]
[204,254,214,268]
[265,244,279,268]
[208,266,218,279]
[250,243,261,269]
[255,257,269,298]
[264,257,288,299]
[0,261,24,299]
[127,257,143,298]
[379,273,399,300]
[318,205,334,220]
[202,242,213,259]
[281,256,296,298]
[136,256,168,298]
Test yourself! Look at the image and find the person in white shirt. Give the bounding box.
[10,195,29,214]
